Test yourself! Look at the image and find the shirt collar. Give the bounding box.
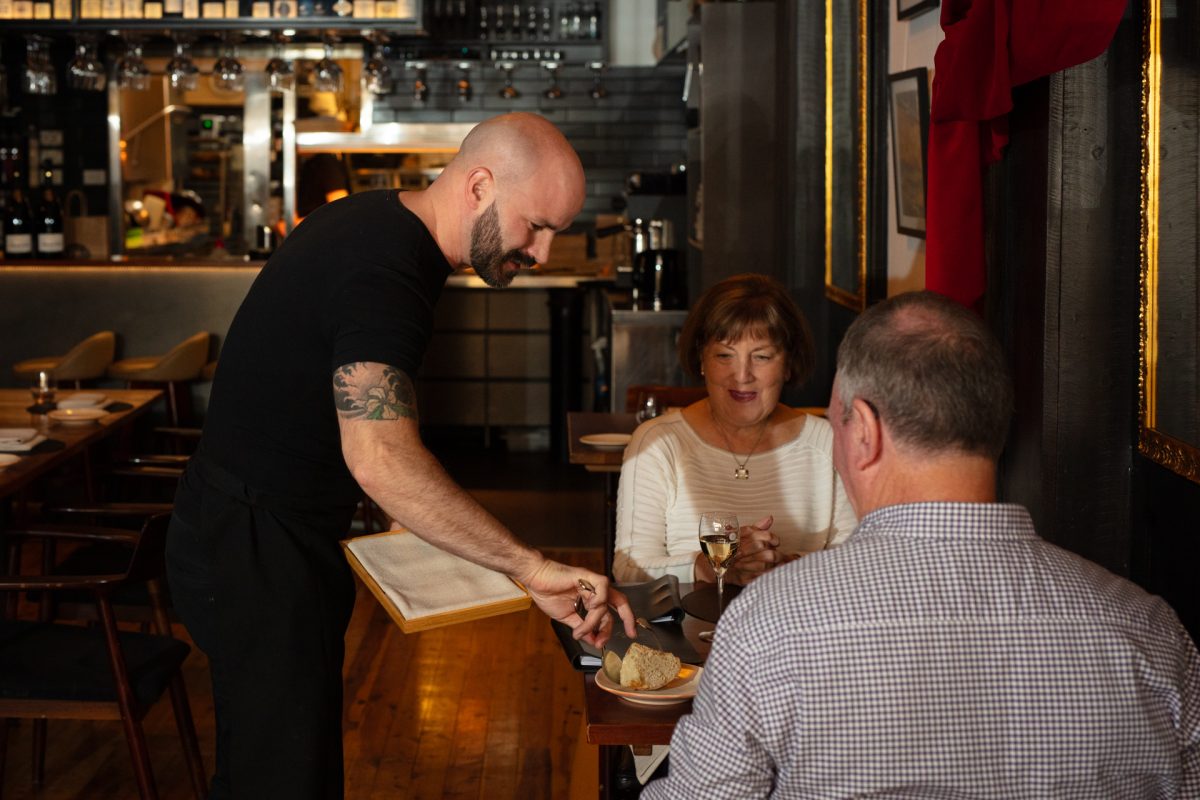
[853,502,1037,542]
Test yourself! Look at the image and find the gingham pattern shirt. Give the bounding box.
[642,503,1200,799]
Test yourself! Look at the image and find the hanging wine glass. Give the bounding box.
[541,60,563,100]
[265,37,295,91]
[212,34,244,93]
[67,35,106,92]
[116,38,150,92]
[455,61,473,103]
[588,61,608,100]
[165,36,199,92]
[363,44,393,96]
[312,42,343,93]
[497,61,519,99]
[24,35,57,96]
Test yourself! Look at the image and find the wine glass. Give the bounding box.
[165,38,199,92]
[116,39,150,91]
[699,511,739,617]
[635,391,659,423]
[312,42,343,93]
[588,61,608,100]
[363,44,393,96]
[541,61,564,99]
[67,36,106,92]
[497,61,519,99]
[31,370,56,407]
[212,36,245,93]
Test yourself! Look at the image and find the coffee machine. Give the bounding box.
[631,219,685,311]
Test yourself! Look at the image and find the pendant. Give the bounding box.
[734,466,750,480]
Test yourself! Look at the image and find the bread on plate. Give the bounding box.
[619,642,681,690]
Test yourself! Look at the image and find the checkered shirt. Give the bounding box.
[642,502,1200,799]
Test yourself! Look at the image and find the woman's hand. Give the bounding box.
[693,515,780,586]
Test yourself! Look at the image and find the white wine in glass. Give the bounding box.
[699,511,739,615]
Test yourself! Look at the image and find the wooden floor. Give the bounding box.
[2,445,612,798]
[1,546,605,799]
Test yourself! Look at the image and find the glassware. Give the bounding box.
[635,391,659,423]
[212,36,244,93]
[541,60,563,99]
[588,61,608,100]
[31,370,56,407]
[404,60,426,102]
[265,49,295,92]
[699,511,740,617]
[67,36,106,92]
[497,61,519,99]
[23,36,57,96]
[455,61,473,102]
[116,40,150,92]
[363,45,393,96]
[165,37,199,92]
[312,42,343,93]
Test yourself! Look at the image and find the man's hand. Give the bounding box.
[522,558,637,648]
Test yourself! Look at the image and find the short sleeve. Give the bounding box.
[330,260,437,378]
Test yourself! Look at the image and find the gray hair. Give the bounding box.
[835,291,1013,459]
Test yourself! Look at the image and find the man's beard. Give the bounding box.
[469,202,535,288]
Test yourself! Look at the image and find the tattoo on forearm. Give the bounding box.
[333,363,418,421]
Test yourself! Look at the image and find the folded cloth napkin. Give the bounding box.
[0,436,61,455]
[104,401,134,412]
[346,531,526,621]
[25,403,57,414]
[57,394,107,409]
[0,428,38,445]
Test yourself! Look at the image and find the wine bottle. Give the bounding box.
[4,188,34,258]
[35,169,64,259]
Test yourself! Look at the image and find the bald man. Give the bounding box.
[166,114,635,799]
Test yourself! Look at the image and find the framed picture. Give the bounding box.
[887,68,930,238]
[897,0,939,21]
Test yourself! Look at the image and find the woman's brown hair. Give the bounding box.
[677,273,815,387]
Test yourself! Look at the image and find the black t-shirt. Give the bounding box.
[202,190,451,508]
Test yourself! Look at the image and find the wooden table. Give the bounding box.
[583,598,713,798]
[0,388,163,500]
[567,412,638,577]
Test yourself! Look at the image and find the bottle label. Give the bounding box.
[53,0,70,16]
[352,0,373,16]
[163,0,180,11]
[122,0,141,16]
[33,0,50,16]
[100,0,120,15]
[223,0,236,15]
[80,0,101,15]
[143,0,162,14]
[183,0,197,14]
[201,0,222,16]
[251,0,268,16]
[13,0,33,16]
[37,232,64,254]
[5,234,33,255]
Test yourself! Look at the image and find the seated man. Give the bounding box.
[643,290,1200,798]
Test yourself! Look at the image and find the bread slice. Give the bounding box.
[619,642,681,690]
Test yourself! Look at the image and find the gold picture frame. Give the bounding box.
[1138,0,1200,484]
[824,0,869,311]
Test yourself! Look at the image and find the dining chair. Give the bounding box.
[11,331,117,389]
[0,513,207,800]
[107,331,211,428]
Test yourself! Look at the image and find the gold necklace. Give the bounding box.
[710,409,769,480]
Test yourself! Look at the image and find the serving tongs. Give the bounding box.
[573,578,663,649]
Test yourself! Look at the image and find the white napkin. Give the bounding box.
[0,428,38,444]
[0,434,46,452]
[346,531,527,620]
[57,394,107,409]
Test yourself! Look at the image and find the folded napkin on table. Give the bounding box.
[0,435,61,455]
[0,428,38,445]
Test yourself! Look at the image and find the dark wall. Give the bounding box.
[373,60,687,220]
[994,5,1200,642]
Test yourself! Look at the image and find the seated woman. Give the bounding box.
[613,273,857,585]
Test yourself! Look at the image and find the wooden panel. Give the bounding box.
[433,289,488,331]
[417,381,486,426]
[488,333,550,379]
[488,291,550,331]
[488,382,550,426]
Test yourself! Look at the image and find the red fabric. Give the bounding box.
[925,0,1127,308]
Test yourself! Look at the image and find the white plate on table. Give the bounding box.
[0,428,38,445]
[594,663,703,706]
[57,393,108,409]
[48,407,107,426]
[0,454,20,470]
[579,433,632,450]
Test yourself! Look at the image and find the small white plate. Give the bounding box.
[48,407,107,426]
[594,663,703,706]
[0,427,38,444]
[579,433,632,450]
[0,454,20,470]
[57,393,108,409]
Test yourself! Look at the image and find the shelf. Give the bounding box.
[0,17,423,33]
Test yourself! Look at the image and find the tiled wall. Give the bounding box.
[373,61,687,218]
